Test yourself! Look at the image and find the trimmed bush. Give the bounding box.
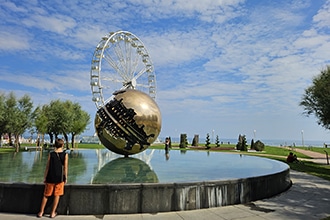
[254,140,265,151]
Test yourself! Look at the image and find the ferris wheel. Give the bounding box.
[90,30,156,108]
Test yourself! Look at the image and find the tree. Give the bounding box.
[205,133,211,149]
[300,65,330,130]
[35,100,90,149]
[0,93,5,147]
[47,100,67,143]
[68,103,90,148]
[250,139,255,150]
[34,105,51,146]
[192,134,199,146]
[254,140,265,151]
[4,92,17,146]
[179,134,188,148]
[0,92,34,151]
[12,94,34,152]
[60,100,77,148]
[215,135,220,147]
[236,134,247,151]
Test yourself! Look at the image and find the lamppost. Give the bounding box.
[212,129,215,143]
[301,130,304,147]
[254,130,256,140]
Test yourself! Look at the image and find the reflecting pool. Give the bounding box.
[0,149,289,184]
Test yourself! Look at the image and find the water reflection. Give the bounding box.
[165,153,170,160]
[93,157,158,184]
[0,149,157,184]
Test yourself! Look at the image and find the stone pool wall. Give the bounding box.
[0,168,291,215]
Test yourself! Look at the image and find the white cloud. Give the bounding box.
[2,1,28,13]
[0,65,90,92]
[1,0,330,142]
[313,0,330,29]
[145,30,211,66]
[0,73,57,91]
[22,14,76,34]
[0,31,30,50]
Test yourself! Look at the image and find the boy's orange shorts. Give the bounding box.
[44,182,64,196]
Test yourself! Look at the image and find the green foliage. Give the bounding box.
[34,100,90,148]
[215,135,220,147]
[68,102,91,148]
[192,138,197,146]
[263,146,311,158]
[254,140,265,151]
[236,134,247,151]
[0,92,34,151]
[301,146,330,155]
[250,139,255,149]
[179,134,188,148]
[269,156,330,182]
[33,106,49,135]
[192,135,199,146]
[205,133,211,149]
[75,143,104,149]
[0,91,90,150]
[300,65,330,130]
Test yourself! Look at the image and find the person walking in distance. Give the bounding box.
[37,138,68,218]
[165,137,170,154]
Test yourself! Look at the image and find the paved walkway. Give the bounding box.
[294,148,329,165]
[1,149,329,220]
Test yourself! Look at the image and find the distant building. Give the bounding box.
[80,136,100,144]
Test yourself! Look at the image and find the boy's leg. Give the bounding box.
[50,182,64,217]
[37,196,48,217]
[50,195,60,217]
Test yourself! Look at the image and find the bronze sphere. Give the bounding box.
[94,89,161,156]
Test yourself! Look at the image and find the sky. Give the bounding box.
[1,0,330,144]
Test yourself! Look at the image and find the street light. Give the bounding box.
[253,130,256,140]
[301,130,304,147]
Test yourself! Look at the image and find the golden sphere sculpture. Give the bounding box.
[94,89,162,156]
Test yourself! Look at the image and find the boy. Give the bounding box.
[37,139,68,218]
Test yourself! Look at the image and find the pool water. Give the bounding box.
[0,149,288,184]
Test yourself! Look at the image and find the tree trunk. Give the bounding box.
[41,134,45,146]
[36,133,40,147]
[63,133,69,150]
[14,134,20,152]
[48,133,54,146]
[71,133,75,149]
[8,132,13,146]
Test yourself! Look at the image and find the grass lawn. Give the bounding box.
[301,146,330,154]
[261,155,330,181]
[0,147,17,153]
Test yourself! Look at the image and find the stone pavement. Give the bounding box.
[1,170,329,220]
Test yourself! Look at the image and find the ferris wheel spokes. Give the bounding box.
[102,52,119,73]
[90,30,156,108]
[133,67,147,82]
[104,43,139,83]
